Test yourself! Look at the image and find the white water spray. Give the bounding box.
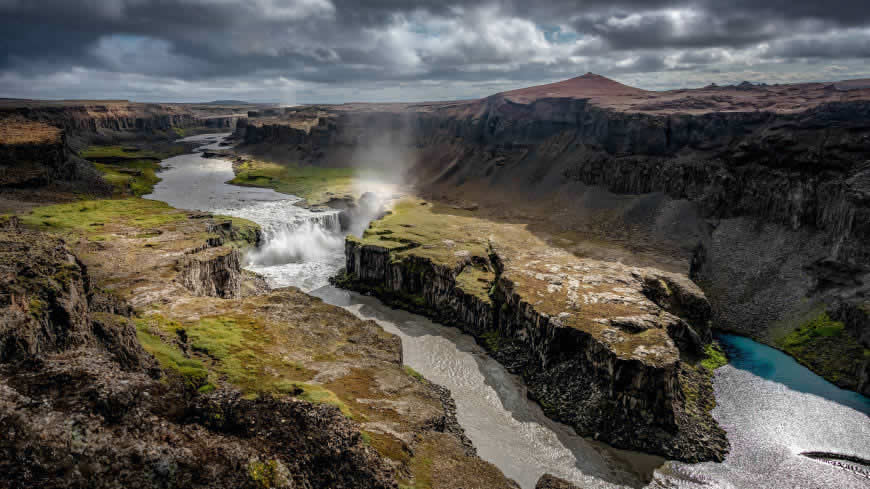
[246,216,344,266]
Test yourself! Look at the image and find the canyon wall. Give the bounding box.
[1,103,201,144]
[0,128,71,187]
[338,238,728,462]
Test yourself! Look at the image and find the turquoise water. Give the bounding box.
[717,333,870,415]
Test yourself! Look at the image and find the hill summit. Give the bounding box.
[499,72,648,102]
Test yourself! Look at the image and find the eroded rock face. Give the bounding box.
[2,103,201,140]
[0,224,397,489]
[177,246,243,299]
[535,474,582,489]
[340,236,728,462]
[0,221,150,368]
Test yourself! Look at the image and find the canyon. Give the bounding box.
[1,73,869,489]
[235,74,870,397]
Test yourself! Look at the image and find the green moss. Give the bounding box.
[187,317,245,360]
[137,313,313,396]
[355,199,489,268]
[700,343,728,371]
[80,144,186,161]
[247,459,288,489]
[93,159,162,196]
[21,199,186,236]
[229,160,358,204]
[163,315,312,392]
[781,312,845,347]
[28,298,46,317]
[403,365,424,381]
[480,330,503,353]
[455,266,494,303]
[212,216,261,247]
[775,311,869,387]
[405,445,435,489]
[275,381,353,418]
[135,320,210,389]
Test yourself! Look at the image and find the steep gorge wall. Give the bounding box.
[339,239,727,462]
[1,104,201,142]
[413,97,870,266]
[0,134,72,187]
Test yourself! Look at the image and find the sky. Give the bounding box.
[1,0,869,103]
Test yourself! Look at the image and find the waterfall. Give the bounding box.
[245,211,344,266]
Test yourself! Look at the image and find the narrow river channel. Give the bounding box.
[146,133,870,489]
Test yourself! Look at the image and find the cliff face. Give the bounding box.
[178,246,244,299]
[0,217,154,369]
[0,123,72,188]
[1,103,199,140]
[203,115,242,129]
[339,228,727,462]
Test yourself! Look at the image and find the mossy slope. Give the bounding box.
[776,311,870,387]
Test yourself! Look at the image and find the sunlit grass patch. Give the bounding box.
[137,313,314,396]
[93,159,162,196]
[229,159,357,204]
[135,319,210,390]
[455,266,494,302]
[403,365,424,381]
[274,381,354,418]
[20,198,186,236]
[81,144,186,161]
[355,198,490,267]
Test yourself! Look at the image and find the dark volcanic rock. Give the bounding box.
[338,238,728,462]
[0,225,397,489]
[536,474,583,489]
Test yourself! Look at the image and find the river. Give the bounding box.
[146,133,870,489]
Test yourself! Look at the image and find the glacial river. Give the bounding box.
[146,134,870,489]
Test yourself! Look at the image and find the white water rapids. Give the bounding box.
[146,134,870,489]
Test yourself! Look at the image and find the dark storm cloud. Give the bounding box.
[0,0,869,102]
[767,32,870,59]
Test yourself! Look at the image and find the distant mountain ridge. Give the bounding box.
[203,100,255,105]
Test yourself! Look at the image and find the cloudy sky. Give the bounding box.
[1,0,869,103]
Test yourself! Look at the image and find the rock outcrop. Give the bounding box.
[337,204,728,462]
[202,115,242,129]
[535,474,583,489]
[178,247,243,299]
[0,117,71,188]
[0,221,398,489]
[0,218,155,370]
